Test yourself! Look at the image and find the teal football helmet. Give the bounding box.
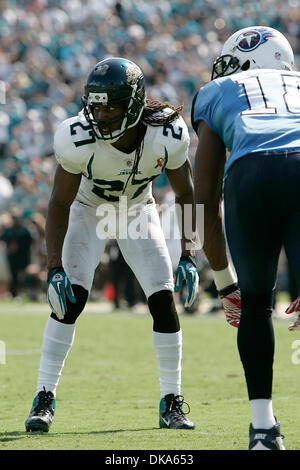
[82,57,146,142]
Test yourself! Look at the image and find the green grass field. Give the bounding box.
[0,300,299,451]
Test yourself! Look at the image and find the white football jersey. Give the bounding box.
[53,110,189,209]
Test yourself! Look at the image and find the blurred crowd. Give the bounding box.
[0,0,299,308]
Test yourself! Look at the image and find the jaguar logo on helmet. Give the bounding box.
[237,29,275,52]
[126,65,141,85]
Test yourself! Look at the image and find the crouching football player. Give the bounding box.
[25,58,198,432]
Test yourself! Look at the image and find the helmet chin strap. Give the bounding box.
[82,89,146,142]
[104,133,125,144]
[85,108,128,142]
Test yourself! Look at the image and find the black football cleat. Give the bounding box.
[25,387,56,432]
[249,421,285,450]
[159,394,195,429]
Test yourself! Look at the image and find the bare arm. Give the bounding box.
[193,122,228,270]
[165,159,195,257]
[193,122,241,327]
[46,165,82,270]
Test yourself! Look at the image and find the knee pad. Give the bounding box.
[148,289,180,333]
[50,284,88,324]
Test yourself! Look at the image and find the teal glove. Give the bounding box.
[47,267,76,320]
[174,256,199,308]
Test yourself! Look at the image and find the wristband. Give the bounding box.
[212,264,237,291]
[179,255,197,268]
[219,283,238,297]
[47,267,64,281]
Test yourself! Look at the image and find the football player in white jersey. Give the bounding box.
[25,58,198,432]
[192,26,300,450]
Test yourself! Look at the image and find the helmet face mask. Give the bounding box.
[82,58,146,142]
[211,26,294,80]
[89,101,128,141]
[212,55,240,79]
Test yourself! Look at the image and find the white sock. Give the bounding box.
[250,399,276,429]
[36,316,76,397]
[152,329,182,398]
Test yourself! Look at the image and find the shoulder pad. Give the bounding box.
[53,115,96,174]
[161,115,190,147]
[161,115,190,170]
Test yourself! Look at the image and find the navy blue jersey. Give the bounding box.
[192,69,300,179]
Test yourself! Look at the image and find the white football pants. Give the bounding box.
[62,199,174,296]
[35,199,181,397]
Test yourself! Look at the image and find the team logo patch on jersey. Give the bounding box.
[155,157,165,168]
[236,29,275,52]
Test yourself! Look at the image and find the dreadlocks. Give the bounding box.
[142,99,184,126]
[122,99,183,194]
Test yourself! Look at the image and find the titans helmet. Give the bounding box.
[211,26,294,80]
